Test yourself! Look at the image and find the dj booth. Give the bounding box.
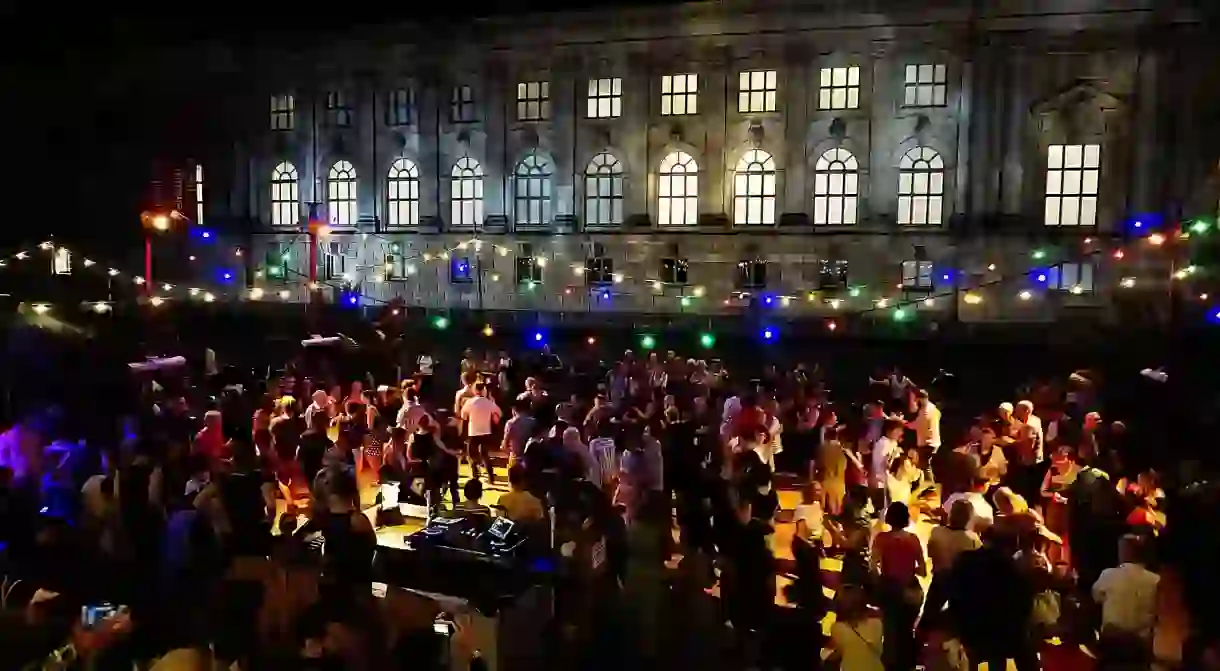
[371,510,556,671]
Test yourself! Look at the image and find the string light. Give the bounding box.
[203,292,215,303]
[249,287,265,300]
[133,276,145,285]
[278,290,291,300]
[162,284,173,292]
[482,325,495,337]
[1018,290,1033,301]
[964,292,983,305]
[149,297,164,307]
[1147,233,1166,246]
[31,303,51,315]
[1119,277,1136,288]
[922,297,935,307]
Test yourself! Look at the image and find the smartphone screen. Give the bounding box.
[80,603,118,628]
[371,582,388,599]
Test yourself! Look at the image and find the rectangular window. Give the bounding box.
[516,81,550,121]
[903,64,948,107]
[587,78,623,119]
[818,66,861,110]
[386,88,416,126]
[271,94,295,130]
[661,257,689,285]
[818,260,849,291]
[661,74,698,116]
[1045,144,1101,227]
[451,85,477,123]
[738,70,778,113]
[52,247,71,275]
[738,260,767,289]
[585,257,615,285]
[515,243,543,285]
[325,91,352,127]
[324,242,355,281]
[1047,262,1095,293]
[266,245,290,282]
[382,243,404,281]
[900,260,934,290]
[450,256,474,285]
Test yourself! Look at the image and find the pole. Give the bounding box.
[144,234,153,296]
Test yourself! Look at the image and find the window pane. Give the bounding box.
[848,67,859,85]
[820,68,832,87]
[1083,144,1101,168]
[1048,145,1064,169]
[1082,169,1099,195]
[1064,145,1083,168]
[1080,197,1097,227]
[1061,196,1079,226]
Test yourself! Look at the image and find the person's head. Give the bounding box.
[885,501,911,529]
[979,424,996,448]
[524,377,538,392]
[1015,400,1034,422]
[473,382,487,398]
[916,389,930,408]
[417,414,434,434]
[998,402,1014,422]
[327,466,359,510]
[309,408,329,432]
[507,464,528,491]
[562,427,583,450]
[948,498,975,531]
[803,481,823,506]
[1084,411,1102,430]
[461,371,478,388]
[390,426,407,445]
[1118,533,1146,565]
[835,584,870,622]
[230,438,257,470]
[994,487,1027,515]
[882,417,904,440]
[350,380,363,396]
[312,390,329,407]
[203,410,222,429]
[463,478,484,503]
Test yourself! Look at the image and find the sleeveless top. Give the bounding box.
[219,469,270,557]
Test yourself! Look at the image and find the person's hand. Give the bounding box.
[451,612,480,661]
[71,607,133,657]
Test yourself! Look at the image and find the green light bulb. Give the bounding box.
[640,335,656,350]
[699,333,716,348]
[893,308,908,321]
[1032,249,1046,260]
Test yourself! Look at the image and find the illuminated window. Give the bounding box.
[587,78,622,119]
[661,74,697,115]
[271,94,294,130]
[270,162,299,228]
[661,257,688,285]
[1047,262,1095,292]
[451,85,476,123]
[324,91,352,127]
[53,247,71,275]
[584,152,623,226]
[386,158,420,228]
[813,148,859,225]
[733,149,777,225]
[897,147,945,225]
[516,81,550,121]
[386,88,416,126]
[738,260,767,289]
[516,243,543,284]
[901,260,934,290]
[658,151,698,227]
[450,157,484,228]
[327,161,357,228]
[194,164,204,226]
[818,66,860,110]
[585,257,614,285]
[818,260,848,291]
[903,64,947,107]
[450,256,474,285]
[738,70,777,113]
[325,241,356,281]
[1045,144,1101,227]
[514,153,553,226]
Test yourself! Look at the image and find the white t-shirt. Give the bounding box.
[942,491,994,531]
[794,502,825,541]
[417,354,434,376]
[461,396,501,437]
[869,436,899,488]
[914,402,941,449]
[1092,562,1161,637]
[830,618,884,671]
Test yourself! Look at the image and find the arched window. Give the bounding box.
[658,151,698,227]
[327,160,357,228]
[514,153,553,226]
[450,157,484,228]
[270,162,299,228]
[897,147,945,225]
[386,158,420,228]
[733,149,777,225]
[584,152,623,226]
[813,148,858,225]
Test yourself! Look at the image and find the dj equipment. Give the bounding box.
[404,515,528,564]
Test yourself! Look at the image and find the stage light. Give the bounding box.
[1069,285,1084,295]
[1113,249,1125,260]
[390,308,400,315]
[987,263,996,271]
[458,241,469,250]
[612,273,624,284]
[133,276,145,285]
[149,297,164,307]
[764,295,774,306]
[108,268,119,276]
[490,273,500,282]
[162,283,173,291]
[964,292,983,304]
[1191,220,1210,235]
[564,288,573,296]
[601,291,610,300]
[640,334,656,350]
[189,287,200,296]
[497,246,509,257]
[234,248,243,257]
[699,332,716,349]
[828,298,841,309]
[346,294,359,306]
[92,302,110,313]
[941,273,951,282]
[849,287,861,298]
[923,297,935,307]
[693,286,705,297]
[221,271,233,282]
[83,258,95,267]
[826,320,837,332]
[201,230,212,239]
[432,316,450,330]
[482,325,495,337]
[875,298,889,308]
[780,296,791,307]
[533,256,547,267]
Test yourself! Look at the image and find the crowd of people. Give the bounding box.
[0,333,1207,670]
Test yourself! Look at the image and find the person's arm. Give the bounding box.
[911,533,928,578]
[1039,468,1056,500]
[491,404,502,425]
[194,481,220,512]
[148,466,165,508]
[868,532,883,574]
[261,482,278,523]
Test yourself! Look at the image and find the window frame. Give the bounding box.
[661,257,689,285]
[897,146,946,226]
[271,94,295,131]
[450,157,485,228]
[902,64,948,108]
[450,255,475,285]
[661,73,698,116]
[327,160,358,229]
[900,260,934,291]
[737,259,768,290]
[813,148,859,226]
[657,151,699,227]
[270,162,299,228]
[451,85,477,123]
[733,149,778,226]
[386,88,416,126]
[738,70,778,113]
[324,241,356,282]
[194,163,204,227]
[1044,144,1101,228]
[515,244,544,285]
[584,152,624,226]
[586,77,623,119]
[585,256,615,286]
[817,260,849,292]
[386,158,420,228]
[325,90,352,128]
[818,66,861,111]
[513,152,554,227]
[516,81,551,121]
[1047,262,1096,293]
[266,243,291,282]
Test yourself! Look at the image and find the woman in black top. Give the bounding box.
[196,438,277,563]
[306,467,376,610]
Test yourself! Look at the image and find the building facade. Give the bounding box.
[192,0,1220,324]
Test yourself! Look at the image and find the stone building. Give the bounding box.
[188,0,1220,324]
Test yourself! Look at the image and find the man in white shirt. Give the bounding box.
[303,390,331,430]
[460,382,502,483]
[942,479,995,533]
[869,418,903,516]
[909,390,941,451]
[1014,400,1044,463]
[416,352,436,401]
[1093,535,1160,662]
